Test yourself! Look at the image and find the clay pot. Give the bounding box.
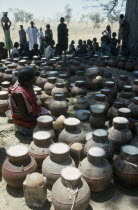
[1,81,10,92]
[44,77,56,95]
[84,129,114,162]
[131,124,138,147]
[100,88,114,106]
[125,59,134,72]
[3,69,13,83]
[117,58,126,70]
[128,97,138,120]
[90,94,110,114]
[2,145,37,188]
[119,85,133,107]
[36,73,47,89]
[0,66,6,84]
[113,145,138,187]
[26,172,44,188]
[1,12,10,23]
[51,82,68,97]
[49,93,68,117]
[116,75,129,92]
[108,117,133,153]
[85,72,100,90]
[79,146,113,192]
[71,81,87,96]
[89,104,106,129]
[76,110,90,121]
[104,81,117,99]
[0,91,9,114]
[74,95,89,109]
[51,166,90,210]
[42,143,75,185]
[108,56,117,67]
[102,72,113,87]
[76,70,85,81]
[70,142,85,167]
[29,131,53,167]
[58,118,86,145]
[12,71,18,85]
[33,115,55,142]
[53,115,65,130]
[132,79,138,96]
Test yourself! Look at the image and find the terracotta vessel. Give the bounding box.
[42,143,75,185]
[104,81,117,99]
[71,80,87,96]
[74,95,89,109]
[12,71,18,85]
[117,58,126,70]
[108,56,117,67]
[89,104,106,128]
[116,75,129,92]
[0,91,9,114]
[36,73,47,89]
[2,145,37,188]
[125,59,134,72]
[58,118,86,145]
[101,88,114,106]
[108,117,133,153]
[85,72,100,90]
[33,115,55,142]
[84,129,114,162]
[3,69,13,83]
[51,167,90,210]
[131,123,138,147]
[1,12,10,23]
[29,131,53,167]
[119,85,133,107]
[76,70,85,81]
[70,142,85,167]
[128,97,138,120]
[79,146,113,192]
[49,93,68,117]
[1,81,10,92]
[51,82,68,97]
[0,66,6,84]
[44,77,56,95]
[132,79,138,96]
[113,145,138,187]
[102,72,113,87]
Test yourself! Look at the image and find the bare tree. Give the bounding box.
[8,8,33,23]
[64,4,72,25]
[89,13,101,28]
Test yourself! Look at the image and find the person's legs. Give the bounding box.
[14,124,34,136]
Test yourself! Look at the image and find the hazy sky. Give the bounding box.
[0,0,109,21]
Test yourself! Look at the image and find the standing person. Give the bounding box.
[26,21,38,50]
[93,38,99,54]
[102,25,111,38]
[1,20,13,56]
[37,27,44,53]
[110,32,118,56]
[57,17,68,55]
[118,14,129,45]
[0,42,8,59]
[19,25,27,47]
[45,24,53,44]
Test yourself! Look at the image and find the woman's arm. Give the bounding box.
[102,30,106,35]
[15,93,37,121]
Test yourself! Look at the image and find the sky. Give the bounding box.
[0,0,113,21]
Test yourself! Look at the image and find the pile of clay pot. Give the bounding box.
[1,55,138,210]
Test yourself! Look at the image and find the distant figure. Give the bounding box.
[19,25,27,47]
[19,43,31,58]
[69,40,75,54]
[45,24,53,43]
[31,43,41,59]
[110,32,118,56]
[1,20,13,56]
[26,21,38,50]
[45,40,55,60]
[118,14,129,44]
[75,39,86,55]
[11,42,20,59]
[93,38,99,54]
[37,27,44,53]
[86,39,94,56]
[102,25,111,38]
[57,17,68,55]
[100,35,111,56]
[0,42,8,59]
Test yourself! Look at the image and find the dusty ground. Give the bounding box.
[0,67,138,210]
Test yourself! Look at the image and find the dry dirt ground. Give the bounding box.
[0,68,138,210]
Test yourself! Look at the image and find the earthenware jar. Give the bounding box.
[113,145,138,187]
[44,77,56,95]
[58,118,86,145]
[3,69,13,83]
[102,72,113,87]
[117,58,126,70]
[128,97,138,119]
[89,104,106,128]
[49,93,68,117]
[51,167,90,210]
[108,56,117,67]
[119,85,133,107]
[85,71,100,90]
[0,91,9,114]
[12,71,18,85]
[132,79,138,96]
[76,70,85,81]
[1,81,10,92]
[71,81,87,96]
[125,59,134,72]
[104,81,117,99]
[0,66,6,83]
[33,115,55,142]
[51,82,68,97]
[101,88,114,106]
[29,131,53,167]
[79,146,113,192]
[2,145,37,188]
[74,95,89,109]
[36,73,47,89]
[70,142,85,167]
[108,117,133,153]
[42,143,75,185]
[84,129,114,162]
[130,123,138,147]
[1,12,10,23]
[116,75,129,92]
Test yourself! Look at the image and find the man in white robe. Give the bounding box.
[26,21,38,50]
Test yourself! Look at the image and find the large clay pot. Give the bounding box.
[84,129,114,162]
[71,81,87,96]
[117,58,126,70]
[74,95,89,109]
[101,88,114,106]
[44,77,56,95]
[33,115,55,142]
[42,143,75,185]
[29,131,53,168]
[3,69,13,83]
[79,146,113,192]
[2,145,37,188]
[58,118,86,145]
[51,82,68,97]
[1,81,10,92]
[0,66,6,84]
[116,75,129,92]
[119,85,133,107]
[125,59,134,72]
[108,56,117,67]
[132,79,138,96]
[85,71,100,90]
[128,97,138,120]
[51,167,90,210]
[113,145,138,187]
[1,12,10,23]
[0,91,9,114]
[104,81,117,99]
[49,93,68,117]
[108,117,133,153]
[102,72,113,87]
[89,104,106,128]
[76,70,85,81]
[36,73,47,89]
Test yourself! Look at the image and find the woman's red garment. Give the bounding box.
[9,82,41,127]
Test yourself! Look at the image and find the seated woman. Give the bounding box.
[11,42,20,59]
[68,40,75,54]
[0,42,8,60]
[30,43,41,59]
[9,67,50,136]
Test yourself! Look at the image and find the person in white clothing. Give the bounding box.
[26,21,38,50]
[37,27,44,53]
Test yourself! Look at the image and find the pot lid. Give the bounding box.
[7,145,28,157]
[61,166,81,181]
[64,118,80,126]
[50,142,70,155]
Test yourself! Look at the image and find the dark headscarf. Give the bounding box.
[18,67,35,86]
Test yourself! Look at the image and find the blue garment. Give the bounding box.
[100,43,111,56]
[15,124,34,136]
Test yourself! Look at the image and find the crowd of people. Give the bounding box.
[0,14,129,61]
